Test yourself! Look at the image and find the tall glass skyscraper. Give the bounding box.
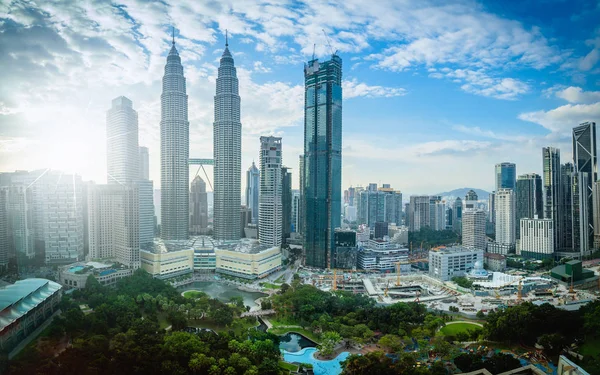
[515,173,543,239]
[106,96,139,185]
[302,54,342,268]
[213,37,242,241]
[542,147,562,250]
[495,162,516,191]
[572,122,597,256]
[259,136,282,246]
[246,162,260,225]
[160,36,189,240]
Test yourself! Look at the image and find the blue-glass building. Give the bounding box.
[302,54,342,268]
[495,162,516,191]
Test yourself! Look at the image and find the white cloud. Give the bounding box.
[554,86,600,104]
[432,69,529,100]
[518,102,600,133]
[342,79,407,99]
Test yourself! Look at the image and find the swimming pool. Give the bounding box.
[68,266,85,273]
[282,347,351,375]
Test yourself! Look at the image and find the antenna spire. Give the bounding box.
[225,29,228,47]
[172,26,175,45]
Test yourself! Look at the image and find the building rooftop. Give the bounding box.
[0,278,62,330]
[214,238,278,254]
[484,253,506,260]
[141,239,194,254]
[432,246,482,255]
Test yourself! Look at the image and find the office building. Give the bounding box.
[258,136,283,247]
[240,206,252,238]
[520,217,554,260]
[358,185,401,227]
[389,225,409,245]
[542,147,562,249]
[593,181,600,248]
[488,191,495,226]
[358,239,409,271]
[374,221,388,239]
[106,96,139,185]
[87,183,140,268]
[282,166,292,242]
[433,200,446,231]
[495,188,516,248]
[215,239,282,279]
[160,36,189,240]
[140,240,193,279]
[516,173,543,238]
[429,195,442,228]
[246,162,260,224]
[6,184,35,260]
[464,190,478,210]
[139,146,149,180]
[291,189,300,232]
[560,163,574,252]
[190,176,208,235]
[495,162,517,191]
[409,196,430,232]
[302,53,342,268]
[347,186,356,206]
[333,229,357,269]
[429,246,483,281]
[452,197,462,233]
[213,38,242,241]
[0,279,62,353]
[192,236,216,273]
[462,209,486,251]
[572,122,597,257]
[0,188,9,270]
[298,155,304,236]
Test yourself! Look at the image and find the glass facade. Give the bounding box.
[302,55,342,268]
[495,162,516,191]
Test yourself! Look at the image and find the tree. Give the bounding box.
[476,310,485,319]
[538,333,568,357]
[454,353,484,373]
[483,354,521,374]
[319,331,342,357]
[378,334,403,353]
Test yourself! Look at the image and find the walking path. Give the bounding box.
[445,320,484,327]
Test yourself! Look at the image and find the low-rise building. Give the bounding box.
[215,239,282,279]
[487,242,513,255]
[358,239,409,272]
[191,236,216,273]
[429,246,483,281]
[550,260,598,289]
[484,253,506,272]
[140,240,194,279]
[58,261,133,289]
[0,279,62,353]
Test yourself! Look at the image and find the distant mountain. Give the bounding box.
[436,188,491,200]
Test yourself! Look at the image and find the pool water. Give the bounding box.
[68,266,85,273]
[279,332,317,352]
[282,347,351,375]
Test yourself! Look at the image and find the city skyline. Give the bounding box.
[1,1,599,195]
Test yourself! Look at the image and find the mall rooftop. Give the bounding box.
[0,278,62,331]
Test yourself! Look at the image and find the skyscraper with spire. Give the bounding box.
[160,30,189,240]
[213,33,242,241]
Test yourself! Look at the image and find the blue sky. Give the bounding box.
[0,0,599,195]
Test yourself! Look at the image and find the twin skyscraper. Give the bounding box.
[159,31,343,269]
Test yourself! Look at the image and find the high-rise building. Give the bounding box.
[302,54,342,268]
[246,162,260,225]
[488,191,495,226]
[88,183,140,268]
[5,183,35,260]
[333,229,357,269]
[452,197,462,233]
[515,173,543,239]
[213,37,242,241]
[259,136,283,247]
[464,190,478,210]
[107,96,139,185]
[429,195,442,228]
[495,188,516,248]
[593,181,600,249]
[542,147,562,249]
[495,162,516,191]
[281,166,292,243]
[409,196,430,232]
[572,122,597,256]
[462,209,486,251]
[160,36,189,240]
[139,146,150,180]
[190,176,208,234]
[347,186,356,206]
[560,163,574,251]
[520,217,554,260]
[433,201,446,231]
[291,189,300,232]
[298,155,305,236]
[0,188,10,270]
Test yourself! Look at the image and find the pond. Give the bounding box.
[282,348,351,375]
[177,281,267,307]
[279,332,317,352]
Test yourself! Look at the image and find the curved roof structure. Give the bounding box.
[0,278,62,331]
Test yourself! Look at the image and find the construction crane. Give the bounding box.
[322,29,337,55]
[384,281,390,297]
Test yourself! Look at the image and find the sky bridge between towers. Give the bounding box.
[189,158,214,190]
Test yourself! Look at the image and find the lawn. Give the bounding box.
[183,290,208,299]
[260,282,281,289]
[579,336,600,357]
[268,327,321,344]
[269,316,300,327]
[439,323,482,336]
[279,360,299,372]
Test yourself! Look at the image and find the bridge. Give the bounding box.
[188,158,214,190]
[240,309,275,318]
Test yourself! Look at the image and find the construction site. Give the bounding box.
[300,258,600,315]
